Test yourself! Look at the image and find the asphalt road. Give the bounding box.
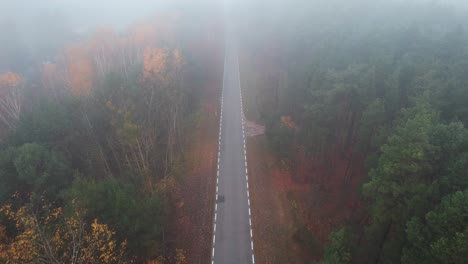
[211,41,255,264]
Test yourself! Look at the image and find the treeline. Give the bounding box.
[0,3,223,263]
[236,0,468,263]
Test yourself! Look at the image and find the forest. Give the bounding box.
[235,0,468,263]
[0,1,222,263]
[1,0,468,263]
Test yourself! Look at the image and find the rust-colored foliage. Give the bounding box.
[0,72,21,89]
[65,44,94,96]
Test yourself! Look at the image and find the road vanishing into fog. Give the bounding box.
[211,39,255,264]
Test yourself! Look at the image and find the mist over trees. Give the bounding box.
[234,0,468,262]
[0,1,223,262]
[1,0,468,263]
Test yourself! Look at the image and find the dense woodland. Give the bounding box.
[2,0,468,263]
[0,2,222,263]
[236,1,468,263]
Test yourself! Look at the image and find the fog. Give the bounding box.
[2,0,168,31]
[1,0,468,263]
[0,0,213,72]
[2,0,468,72]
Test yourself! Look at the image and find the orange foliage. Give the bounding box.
[144,47,168,81]
[65,44,93,96]
[0,72,22,89]
[280,115,297,130]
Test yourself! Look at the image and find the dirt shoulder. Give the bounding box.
[248,136,306,264]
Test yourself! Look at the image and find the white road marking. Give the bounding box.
[238,66,255,263]
[213,48,255,264]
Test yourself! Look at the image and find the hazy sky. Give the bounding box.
[2,0,171,31]
[3,0,468,29]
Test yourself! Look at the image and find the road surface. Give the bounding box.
[211,40,255,264]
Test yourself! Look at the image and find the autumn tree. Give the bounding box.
[66,177,166,260]
[0,6,218,263]
[65,44,94,96]
[0,198,127,263]
[0,72,23,130]
[143,47,185,177]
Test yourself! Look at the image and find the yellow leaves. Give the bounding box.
[0,203,39,263]
[149,248,186,264]
[175,248,187,264]
[0,201,127,263]
[144,47,169,81]
[90,219,122,264]
[143,47,185,86]
[65,44,94,96]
